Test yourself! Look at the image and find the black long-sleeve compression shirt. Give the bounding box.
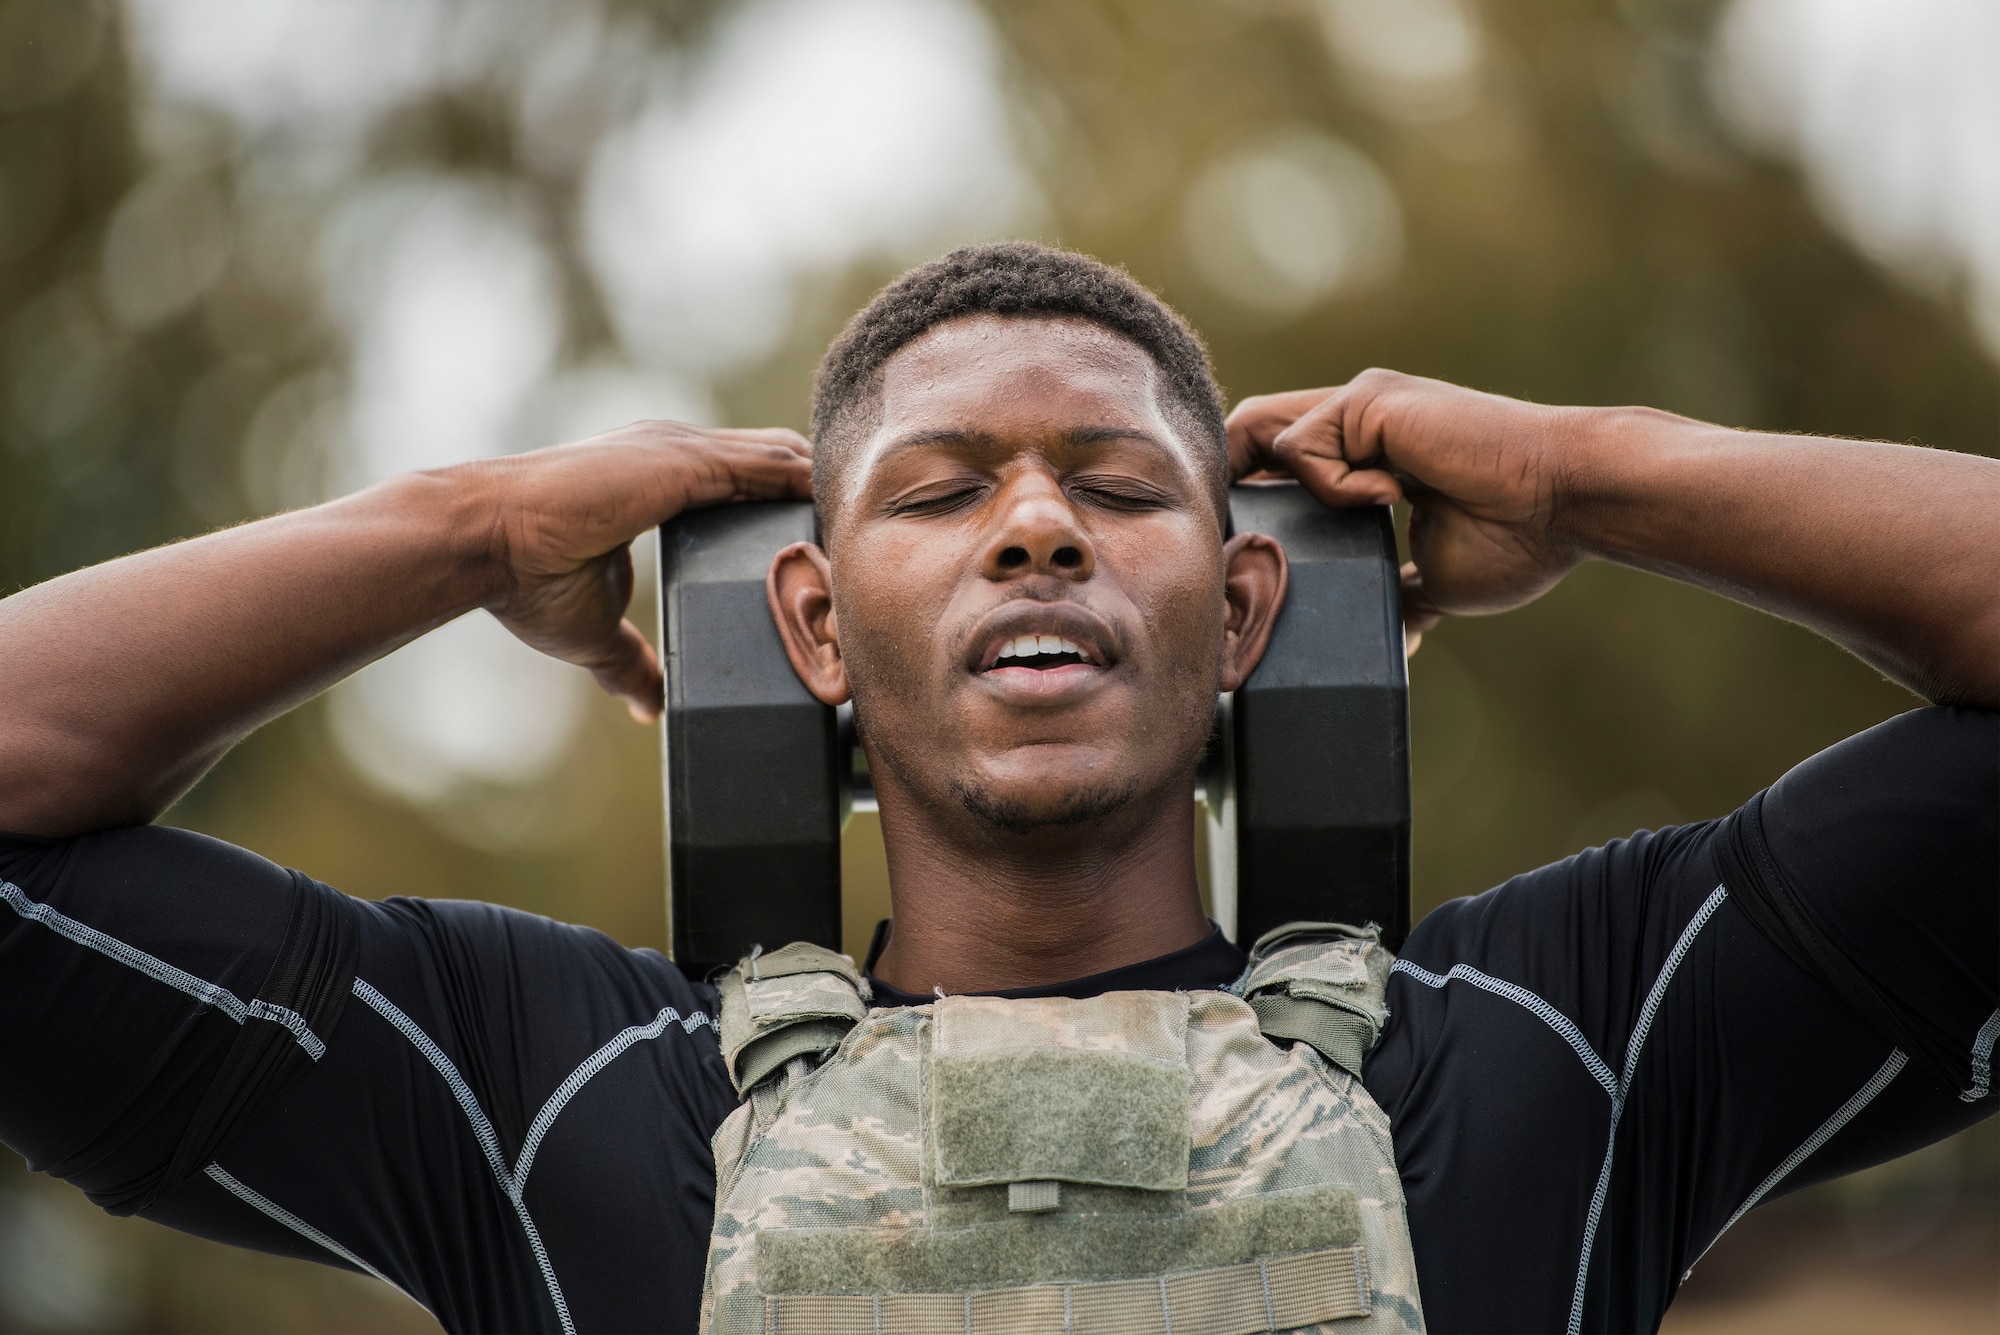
[1,707,1994,1333]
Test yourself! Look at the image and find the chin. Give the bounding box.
[946,773,1142,835]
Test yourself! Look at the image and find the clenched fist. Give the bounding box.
[1227,369,1593,653]
[481,420,813,720]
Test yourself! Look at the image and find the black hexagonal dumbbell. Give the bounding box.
[1212,484,1410,950]
[659,503,842,978]
[659,484,1409,979]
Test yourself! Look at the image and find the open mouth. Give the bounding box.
[965,605,1120,687]
[990,634,1092,671]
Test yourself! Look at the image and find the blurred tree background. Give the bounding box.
[0,0,1994,1330]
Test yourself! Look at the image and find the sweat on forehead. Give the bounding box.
[809,242,1228,533]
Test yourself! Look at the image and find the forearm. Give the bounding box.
[1561,408,2000,705]
[0,467,504,837]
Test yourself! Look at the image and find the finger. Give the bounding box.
[1254,383,1411,507]
[1398,561,1443,658]
[1228,398,1312,478]
[1269,442,1405,509]
[619,420,813,459]
[1224,387,1336,436]
[1324,468,1404,508]
[586,619,665,723]
[1270,387,1388,473]
[728,446,816,503]
[719,426,813,458]
[1291,461,1403,509]
[1226,388,1336,478]
[674,442,815,509]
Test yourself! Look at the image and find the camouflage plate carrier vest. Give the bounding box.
[702,923,1424,1335]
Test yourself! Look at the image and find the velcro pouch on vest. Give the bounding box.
[1241,922,1394,1079]
[717,942,870,1096]
[929,993,1191,1194]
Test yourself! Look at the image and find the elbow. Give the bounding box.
[0,728,187,839]
[1915,606,2000,710]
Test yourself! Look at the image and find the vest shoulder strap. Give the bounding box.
[1239,921,1395,1078]
[716,942,869,1096]
[718,924,1398,1093]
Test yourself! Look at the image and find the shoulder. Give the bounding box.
[331,895,737,1183]
[1396,818,1723,984]
[1760,705,1997,889]
[349,895,725,1047]
[1368,816,1734,1124]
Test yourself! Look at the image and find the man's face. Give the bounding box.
[772,315,1284,837]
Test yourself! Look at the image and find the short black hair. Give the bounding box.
[810,242,1227,529]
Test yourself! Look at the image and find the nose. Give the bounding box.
[981,468,1096,582]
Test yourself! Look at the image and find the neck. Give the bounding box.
[867,772,1211,995]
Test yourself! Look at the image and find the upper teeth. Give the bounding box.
[996,634,1082,662]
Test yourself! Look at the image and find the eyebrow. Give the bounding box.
[872,424,1174,459]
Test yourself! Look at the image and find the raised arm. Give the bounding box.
[1227,370,2000,706]
[0,422,811,838]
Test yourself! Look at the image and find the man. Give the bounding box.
[0,243,1993,1334]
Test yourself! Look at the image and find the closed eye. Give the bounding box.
[887,481,990,518]
[1069,477,1172,511]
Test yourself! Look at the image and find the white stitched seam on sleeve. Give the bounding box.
[1390,958,1618,1096]
[1388,883,1730,1335]
[514,1004,717,1190]
[1960,1008,1998,1102]
[1,878,325,1058]
[1564,884,1729,1335]
[205,1162,424,1308]
[1686,1046,1908,1279]
[351,976,576,1335]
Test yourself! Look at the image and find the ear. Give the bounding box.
[1218,532,1287,692]
[767,541,850,706]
